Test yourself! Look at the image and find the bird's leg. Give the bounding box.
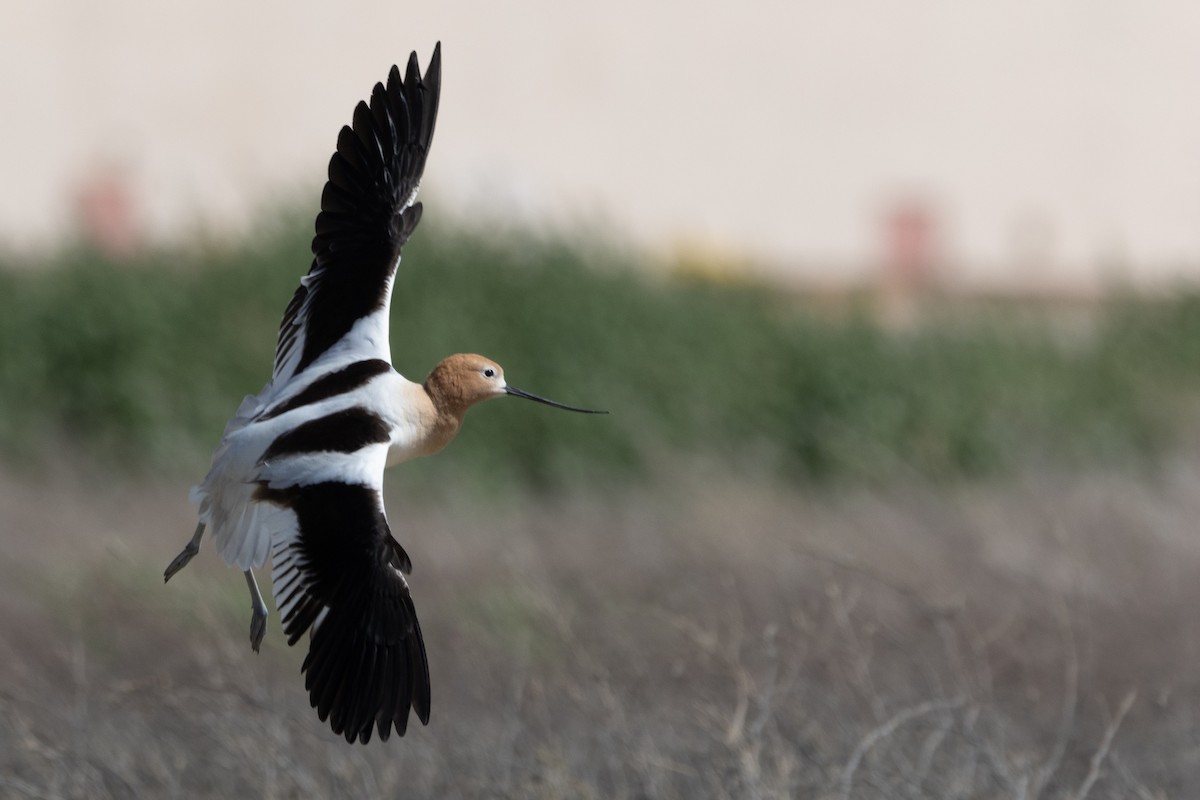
[164,522,206,582]
[244,569,268,653]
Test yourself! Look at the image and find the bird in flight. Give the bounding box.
[164,43,605,744]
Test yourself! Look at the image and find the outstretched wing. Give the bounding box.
[273,44,442,384]
[258,463,431,744]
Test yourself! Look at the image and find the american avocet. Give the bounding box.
[163,43,605,744]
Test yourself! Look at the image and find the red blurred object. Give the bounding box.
[883,198,938,290]
[75,166,142,258]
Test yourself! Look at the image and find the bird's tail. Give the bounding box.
[190,477,282,571]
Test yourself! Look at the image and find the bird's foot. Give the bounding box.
[245,568,269,653]
[249,604,268,653]
[165,522,206,583]
[163,541,199,582]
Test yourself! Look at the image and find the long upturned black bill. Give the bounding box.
[505,386,608,414]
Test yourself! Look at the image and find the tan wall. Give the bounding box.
[4,1,1200,289]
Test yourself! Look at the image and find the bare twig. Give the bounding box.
[946,705,983,799]
[977,729,1024,799]
[838,698,963,800]
[1108,751,1162,800]
[747,624,779,742]
[913,708,954,789]
[1029,600,1080,799]
[1069,689,1138,800]
[723,666,751,746]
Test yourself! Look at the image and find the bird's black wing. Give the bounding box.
[259,478,431,743]
[273,44,442,384]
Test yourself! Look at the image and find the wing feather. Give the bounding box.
[260,476,430,743]
[273,44,442,385]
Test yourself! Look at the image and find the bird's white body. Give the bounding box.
[165,44,603,745]
[190,365,436,572]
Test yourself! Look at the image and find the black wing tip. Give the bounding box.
[389,42,441,106]
[288,43,442,379]
[404,43,435,83]
[317,43,442,222]
[300,585,432,744]
[412,615,432,725]
[267,482,432,744]
[427,41,442,85]
[306,629,432,745]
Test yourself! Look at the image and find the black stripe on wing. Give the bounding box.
[258,481,430,744]
[274,43,443,381]
[259,407,390,463]
[261,359,392,421]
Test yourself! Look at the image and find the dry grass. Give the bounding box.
[2,458,1199,798]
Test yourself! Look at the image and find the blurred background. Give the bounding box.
[2,2,1200,798]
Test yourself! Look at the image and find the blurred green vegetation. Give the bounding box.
[1,216,1199,492]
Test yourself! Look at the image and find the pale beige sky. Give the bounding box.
[4,1,1200,288]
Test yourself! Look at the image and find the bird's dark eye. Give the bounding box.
[483,368,495,378]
